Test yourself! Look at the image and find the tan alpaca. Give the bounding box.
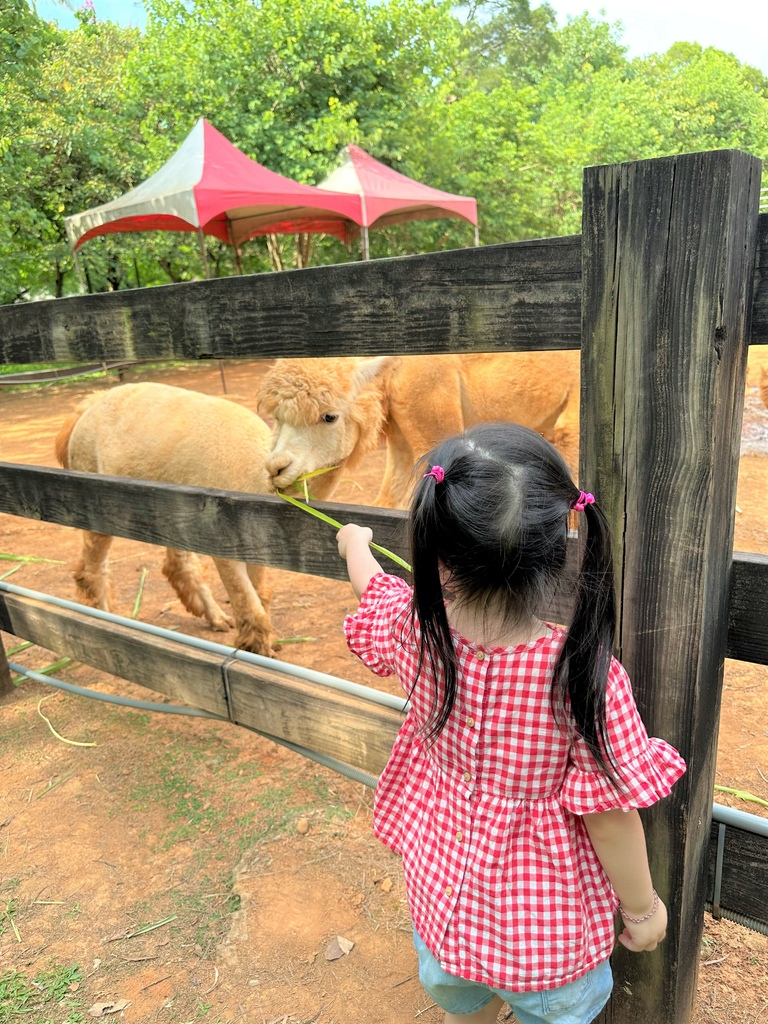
[258,352,580,507]
[55,382,276,655]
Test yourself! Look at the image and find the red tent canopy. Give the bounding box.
[64,119,363,252]
[317,144,478,230]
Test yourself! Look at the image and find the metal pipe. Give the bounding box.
[360,194,370,260]
[712,801,768,837]
[0,581,408,713]
[11,660,379,788]
[8,661,224,719]
[240,724,379,789]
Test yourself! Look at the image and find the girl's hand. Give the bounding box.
[336,523,372,559]
[336,524,381,598]
[617,897,668,952]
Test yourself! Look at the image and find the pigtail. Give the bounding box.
[553,499,621,783]
[409,473,458,742]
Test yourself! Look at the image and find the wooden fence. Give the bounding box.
[0,148,766,1023]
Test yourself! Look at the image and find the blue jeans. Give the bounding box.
[413,930,613,1023]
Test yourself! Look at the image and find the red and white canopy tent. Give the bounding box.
[64,118,363,280]
[316,144,479,259]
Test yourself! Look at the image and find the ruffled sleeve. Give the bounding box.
[343,573,413,677]
[561,658,686,814]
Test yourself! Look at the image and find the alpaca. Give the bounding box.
[258,352,580,507]
[55,382,276,655]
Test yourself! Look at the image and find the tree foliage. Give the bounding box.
[2,0,767,303]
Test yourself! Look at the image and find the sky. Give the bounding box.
[34,0,768,77]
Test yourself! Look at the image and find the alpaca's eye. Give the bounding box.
[321,413,339,424]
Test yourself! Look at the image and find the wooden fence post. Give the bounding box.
[581,150,762,1023]
[0,634,13,696]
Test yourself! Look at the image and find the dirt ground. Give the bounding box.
[1,354,767,1024]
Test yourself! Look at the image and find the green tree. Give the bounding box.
[0,6,142,302]
[2,0,767,304]
[457,0,558,90]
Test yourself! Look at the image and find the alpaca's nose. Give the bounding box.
[266,452,295,485]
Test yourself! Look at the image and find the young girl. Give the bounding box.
[336,423,685,1024]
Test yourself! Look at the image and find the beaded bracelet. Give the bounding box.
[619,889,659,923]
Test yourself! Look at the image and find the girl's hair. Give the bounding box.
[409,422,619,781]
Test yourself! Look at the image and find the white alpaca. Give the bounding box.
[55,382,276,655]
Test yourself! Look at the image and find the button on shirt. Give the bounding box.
[343,574,686,993]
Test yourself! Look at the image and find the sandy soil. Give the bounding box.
[1,354,767,1024]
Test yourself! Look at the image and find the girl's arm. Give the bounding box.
[582,808,668,951]
[336,524,384,600]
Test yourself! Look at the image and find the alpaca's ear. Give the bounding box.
[341,359,393,467]
[351,356,396,393]
[256,384,277,416]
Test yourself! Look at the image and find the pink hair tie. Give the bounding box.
[572,490,595,512]
[423,465,445,484]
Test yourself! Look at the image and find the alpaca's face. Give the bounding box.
[259,359,383,498]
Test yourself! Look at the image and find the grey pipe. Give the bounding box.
[712,801,768,837]
[8,661,224,719]
[10,660,379,789]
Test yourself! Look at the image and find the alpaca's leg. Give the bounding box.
[245,563,273,614]
[162,549,235,631]
[74,532,115,610]
[213,557,274,656]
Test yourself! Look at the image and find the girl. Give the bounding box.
[336,423,685,1024]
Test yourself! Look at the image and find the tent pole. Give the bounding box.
[359,193,370,261]
[474,224,480,247]
[72,248,86,294]
[197,225,211,279]
[226,218,244,275]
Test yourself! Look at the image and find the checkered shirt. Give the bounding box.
[344,574,686,992]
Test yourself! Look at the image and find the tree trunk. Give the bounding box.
[266,233,285,272]
[295,232,312,268]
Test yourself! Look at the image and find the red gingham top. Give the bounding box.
[344,574,686,992]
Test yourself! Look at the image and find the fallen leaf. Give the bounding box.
[88,998,131,1017]
[325,934,355,960]
[0,816,14,829]
[379,876,393,892]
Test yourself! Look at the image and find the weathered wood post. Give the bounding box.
[581,149,762,1022]
[0,635,13,696]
